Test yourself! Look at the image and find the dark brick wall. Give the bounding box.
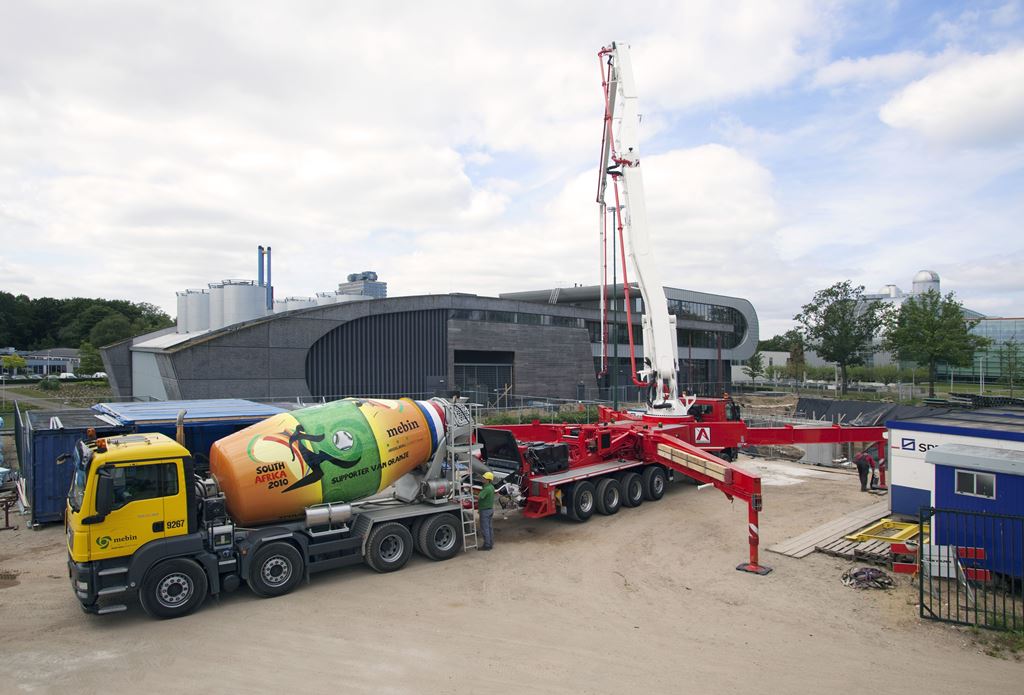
[448,320,596,399]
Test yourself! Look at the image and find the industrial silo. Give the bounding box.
[285,296,317,311]
[222,279,266,326]
[176,291,190,333]
[208,282,225,331]
[185,289,210,332]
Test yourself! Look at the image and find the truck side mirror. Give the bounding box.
[95,470,114,517]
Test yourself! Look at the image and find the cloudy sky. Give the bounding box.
[1,1,1022,338]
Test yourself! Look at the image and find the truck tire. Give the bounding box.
[248,542,304,598]
[567,481,596,522]
[620,472,644,507]
[418,513,462,561]
[411,516,427,555]
[595,477,622,515]
[642,465,667,501]
[139,558,208,620]
[365,522,414,573]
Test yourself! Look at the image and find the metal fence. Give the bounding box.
[918,507,1024,632]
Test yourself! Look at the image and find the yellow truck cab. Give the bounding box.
[67,433,214,617]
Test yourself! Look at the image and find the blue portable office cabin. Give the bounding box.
[886,408,1024,517]
[924,444,1024,579]
[91,399,288,470]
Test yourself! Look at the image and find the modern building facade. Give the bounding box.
[102,284,758,404]
[942,317,1023,384]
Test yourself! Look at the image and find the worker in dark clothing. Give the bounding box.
[478,471,495,550]
[853,450,875,492]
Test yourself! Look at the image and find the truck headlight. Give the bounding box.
[76,580,88,591]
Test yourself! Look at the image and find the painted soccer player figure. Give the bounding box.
[282,424,361,493]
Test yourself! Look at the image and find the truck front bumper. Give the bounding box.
[68,557,98,611]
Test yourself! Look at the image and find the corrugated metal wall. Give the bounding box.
[305,310,447,398]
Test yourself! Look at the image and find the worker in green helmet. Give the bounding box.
[478,471,495,550]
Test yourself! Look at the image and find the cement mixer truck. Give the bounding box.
[66,397,479,618]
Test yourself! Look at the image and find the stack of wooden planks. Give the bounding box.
[767,500,890,559]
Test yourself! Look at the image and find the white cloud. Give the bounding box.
[880,47,1024,146]
[812,51,947,88]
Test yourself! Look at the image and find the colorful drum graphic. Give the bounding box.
[210,398,446,525]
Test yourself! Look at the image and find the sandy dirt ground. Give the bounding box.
[1,456,1020,694]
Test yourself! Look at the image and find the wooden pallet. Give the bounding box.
[816,536,892,565]
[767,500,889,559]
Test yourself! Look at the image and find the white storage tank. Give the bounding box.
[222,279,266,326]
[208,282,225,331]
[273,299,290,313]
[176,291,190,333]
[185,289,210,333]
[285,296,317,311]
[316,291,339,305]
[335,293,371,304]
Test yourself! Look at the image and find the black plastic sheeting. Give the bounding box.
[795,397,951,427]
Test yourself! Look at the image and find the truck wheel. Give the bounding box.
[595,477,622,515]
[418,513,462,561]
[642,465,667,501]
[248,542,304,598]
[140,558,208,619]
[411,516,427,555]
[620,472,644,507]
[567,481,596,522]
[365,522,413,573]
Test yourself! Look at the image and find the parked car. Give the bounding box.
[59,373,77,380]
[10,374,27,380]
[92,372,107,379]
[27,373,42,380]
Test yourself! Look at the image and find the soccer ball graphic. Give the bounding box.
[332,430,355,451]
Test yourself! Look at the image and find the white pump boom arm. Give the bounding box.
[598,42,692,415]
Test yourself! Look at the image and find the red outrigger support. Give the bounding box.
[641,429,771,575]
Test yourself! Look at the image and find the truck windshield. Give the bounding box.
[68,446,89,513]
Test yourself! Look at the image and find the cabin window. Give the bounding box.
[110,462,179,509]
[955,469,996,500]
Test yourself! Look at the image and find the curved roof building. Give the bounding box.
[102,284,758,404]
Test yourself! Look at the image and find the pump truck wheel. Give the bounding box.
[642,465,667,501]
[619,471,644,507]
[365,522,414,573]
[595,477,622,515]
[418,513,462,561]
[567,480,596,522]
[139,558,209,619]
[411,516,427,555]
[248,542,304,598]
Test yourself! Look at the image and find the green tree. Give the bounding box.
[997,337,1020,397]
[875,364,901,386]
[89,314,133,347]
[1,354,28,375]
[743,350,765,381]
[794,281,887,395]
[885,290,989,398]
[78,342,104,374]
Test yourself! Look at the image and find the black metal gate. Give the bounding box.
[918,507,1024,631]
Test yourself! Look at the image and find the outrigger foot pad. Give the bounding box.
[737,562,773,575]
